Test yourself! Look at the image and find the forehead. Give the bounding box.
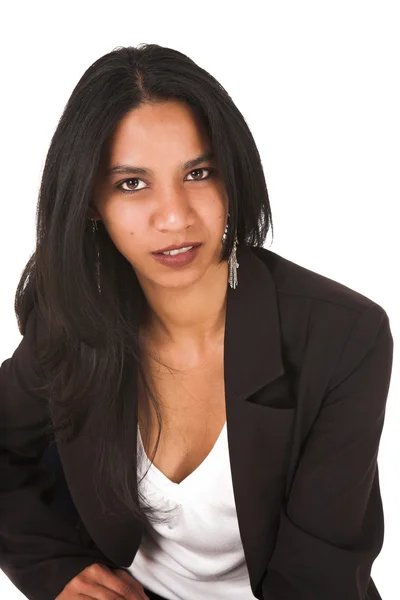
[104,100,210,162]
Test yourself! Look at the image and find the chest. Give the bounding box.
[137,343,227,485]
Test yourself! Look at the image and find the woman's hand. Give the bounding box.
[55,563,150,599]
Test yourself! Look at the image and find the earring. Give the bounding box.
[91,219,101,292]
[222,212,239,290]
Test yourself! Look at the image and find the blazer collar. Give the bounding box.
[55,244,291,596]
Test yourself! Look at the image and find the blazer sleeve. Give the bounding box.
[0,307,120,600]
[261,303,394,600]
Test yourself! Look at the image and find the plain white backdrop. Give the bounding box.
[0,1,398,598]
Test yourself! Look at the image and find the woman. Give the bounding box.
[0,44,393,600]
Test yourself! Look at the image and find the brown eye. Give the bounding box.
[115,168,214,194]
[117,178,147,193]
[186,168,213,181]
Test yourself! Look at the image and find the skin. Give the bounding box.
[90,99,230,362]
[55,563,150,599]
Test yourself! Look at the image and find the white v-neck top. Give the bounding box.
[127,421,256,599]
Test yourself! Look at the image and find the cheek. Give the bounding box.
[101,215,137,255]
[103,203,142,234]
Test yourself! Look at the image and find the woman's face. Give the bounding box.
[91,100,229,290]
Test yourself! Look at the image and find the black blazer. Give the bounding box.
[0,245,394,600]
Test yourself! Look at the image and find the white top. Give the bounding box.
[127,421,256,599]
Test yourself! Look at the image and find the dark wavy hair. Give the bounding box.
[14,43,274,529]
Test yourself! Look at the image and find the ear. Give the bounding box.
[86,203,102,221]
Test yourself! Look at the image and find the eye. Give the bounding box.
[116,168,215,194]
[117,178,147,193]
[185,168,214,181]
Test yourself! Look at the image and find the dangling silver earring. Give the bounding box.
[91,219,101,292]
[222,212,239,289]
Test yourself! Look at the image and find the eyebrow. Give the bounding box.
[105,151,215,177]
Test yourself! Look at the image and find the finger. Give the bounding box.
[113,569,150,600]
[76,583,126,598]
[77,564,140,599]
[55,589,97,599]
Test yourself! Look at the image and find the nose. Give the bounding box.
[153,185,195,233]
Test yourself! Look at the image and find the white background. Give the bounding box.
[0,1,398,598]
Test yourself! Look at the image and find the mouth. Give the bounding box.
[151,244,202,266]
[152,242,202,256]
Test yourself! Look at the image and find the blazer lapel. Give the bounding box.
[224,244,296,592]
[53,244,296,595]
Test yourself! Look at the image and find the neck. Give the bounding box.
[139,261,228,354]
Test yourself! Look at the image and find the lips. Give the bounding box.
[153,242,202,254]
[152,244,201,266]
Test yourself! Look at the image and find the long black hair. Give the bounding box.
[14,43,274,529]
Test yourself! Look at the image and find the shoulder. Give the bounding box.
[250,247,392,385]
[251,246,382,314]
